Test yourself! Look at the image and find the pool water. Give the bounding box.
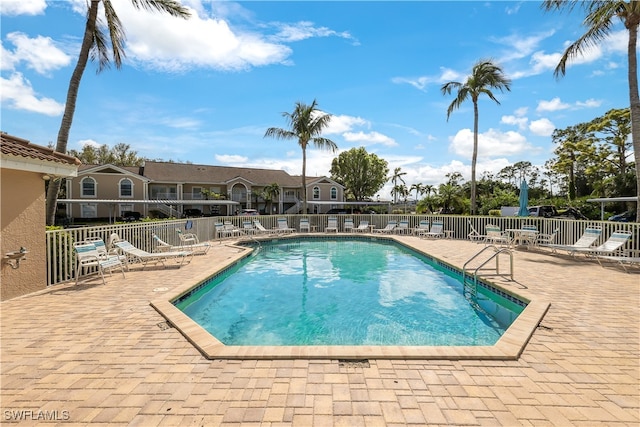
[176,238,523,346]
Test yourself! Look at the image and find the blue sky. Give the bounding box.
[0,0,632,199]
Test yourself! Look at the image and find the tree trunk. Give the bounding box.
[301,143,307,214]
[627,23,640,222]
[470,100,479,215]
[45,0,100,225]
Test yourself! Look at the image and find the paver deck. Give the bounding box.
[1,237,638,426]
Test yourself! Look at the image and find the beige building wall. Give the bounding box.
[1,169,47,300]
[68,172,146,218]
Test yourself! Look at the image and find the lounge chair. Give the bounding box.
[299,218,311,233]
[467,220,485,242]
[394,219,410,234]
[412,220,430,236]
[419,220,444,239]
[74,241,126,285]
[565,230,632,257]
[243,220,267,235]
[353,220,369,233]
[253,220,275,235]
[153,233,210,255]
[86,236,128,269]
[596,249,640,272]
[276,217,296,234]
[344,218,354,233]
[373,220,397,234]
[483,224,511,246]
[224,221,245,237]
[113,240,192,269]
[325,217,339,233]
[544,226,602,253]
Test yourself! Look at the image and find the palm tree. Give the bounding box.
[441,59,511,215]
[45,0,191,225]
[262,183,281,214]
[390,167,407,204]
[410,183,425,203]
[542,1,640,222]
[264,100,337,214]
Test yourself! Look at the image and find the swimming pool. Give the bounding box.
[174,237,525,347]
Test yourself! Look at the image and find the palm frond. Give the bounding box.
[131,0,191,18]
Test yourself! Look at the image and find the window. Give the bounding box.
[119,178,133,198]
[81,177,96,197]
[313,186,320,199]
[192,187,203,199]
[80,203,97,218]
[330,187,337,200]
[119,204,133,216]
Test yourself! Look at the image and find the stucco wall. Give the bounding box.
[1,169,47,300]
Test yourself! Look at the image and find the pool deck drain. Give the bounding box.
[2,236,638,425]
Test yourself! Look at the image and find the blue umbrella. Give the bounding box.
[518,180,529,216]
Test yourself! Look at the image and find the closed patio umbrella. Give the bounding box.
[518,180,529,217]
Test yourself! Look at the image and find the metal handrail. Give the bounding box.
[462,245,514,298]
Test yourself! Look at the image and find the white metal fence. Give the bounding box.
[46,215,640,286]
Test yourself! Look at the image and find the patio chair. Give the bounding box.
[565,230,632,257]
[535,228,560,247]
[343,218,354,232]
[467,220,485,242]
[412,220,430,236]
[483,224,511,246]
[176,228,199,246]
[276,217,296,234]
[353,220,369,233]
[373,220,397,234]
[86,236,128,269]
[224,221,245,237]
[325,217,339,233]
[253,220,274,234]
[545,226,602,254]
[596,249,640,273]
[113,239,192,269]
[299,218,311,233]
[243,220,267,235]
[394,219,411,234]
[74,241,126,285]
[510,224,538,248]
[153,233,210,255]
[419,220,444,239]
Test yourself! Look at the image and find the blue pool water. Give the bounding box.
[175,238,524,346]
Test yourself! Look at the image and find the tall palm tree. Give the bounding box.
[441,59,511,215]
[264,100,337,214]
[543,1,640,222]
[262,183,281,214]
[45,0,191,225]
[410,182,424,202]
[390,167,407,203]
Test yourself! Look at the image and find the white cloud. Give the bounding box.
[529,118,555,136]
[325,114,369,134]
[575,98,602,108]
[449,128,534,158]
[343,131,397,147]
[79,139,101,148]
[391,67,464,91]
[501,115,528,130]
[0,72,64,116]
[270,21,356,44]
[215,154,249,163]
[0,0,46,16]
[536,97,570,112]
[2,32,71,75]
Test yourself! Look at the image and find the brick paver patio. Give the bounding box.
[1,237,638,426]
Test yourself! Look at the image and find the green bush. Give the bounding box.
[488,209,501,217]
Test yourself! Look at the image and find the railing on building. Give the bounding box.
[46,215,639,287]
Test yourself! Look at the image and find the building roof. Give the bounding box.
[1,132,81,176]
[140,161,302,187]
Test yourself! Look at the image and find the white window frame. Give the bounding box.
[119,178,134,198]
[330,186,337,200]
[313,186,320,200]
[80,203,97,218]
[80,177,97,198]
[192,187,203,199]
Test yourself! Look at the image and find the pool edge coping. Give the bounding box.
[150,236,551,360]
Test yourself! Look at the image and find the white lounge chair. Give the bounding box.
[394,219,410,234]
[483,224,510,246]
[343,218,354,232]
[566,230,632,257]
[419,220,444,239]
[299,218,311,233]
[535,228,560,247]
[253,220,274,234]
[467,220,485,242]
[276,217,296,234]
[86,236,128,269]
[74,241,126,285]
[243,220,267,235]
[353,220,369,233]
[596,250,640,272]
[113,240,192,269]
[412,220,430,236]
[153,233,210,255]
[325,217,339,233]
[545,226,602,253]
[374,220,397,234]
